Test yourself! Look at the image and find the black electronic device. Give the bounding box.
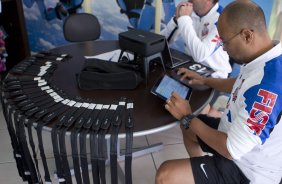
[151,74,192,101]
[118,29,166,84]
[119,29,165,57]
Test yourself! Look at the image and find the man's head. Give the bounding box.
[218,1,272,64]
[188,0,218,16]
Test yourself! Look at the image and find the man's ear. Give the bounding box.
[241,28,254,44]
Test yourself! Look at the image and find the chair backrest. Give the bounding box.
[63,13,101,42]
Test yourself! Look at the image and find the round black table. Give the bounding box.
[0,40,214,184]
[46,40,214,137]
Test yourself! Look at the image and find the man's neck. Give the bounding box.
[196,3,215,17]
[245,37,273,63]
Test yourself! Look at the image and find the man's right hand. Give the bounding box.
[177,68,207,86]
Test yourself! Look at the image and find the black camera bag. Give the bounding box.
[77,58,143,90]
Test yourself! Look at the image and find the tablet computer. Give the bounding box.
[151,74,192,101]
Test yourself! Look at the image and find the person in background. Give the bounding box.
[161,0,231,79]
[156,1,282,184]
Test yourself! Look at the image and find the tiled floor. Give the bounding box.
[0,102,188,184]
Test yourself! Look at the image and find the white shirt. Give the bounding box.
[219,41,282,184]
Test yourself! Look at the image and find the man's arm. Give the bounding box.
[203,77,236,93]
[177,4,223,63]
[160,19,180,43]
[165,92,233,159]
[160,2,189,43]
[177,68,236,93]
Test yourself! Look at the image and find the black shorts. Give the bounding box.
[190,115,250,184]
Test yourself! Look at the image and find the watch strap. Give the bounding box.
[180,114,196,129]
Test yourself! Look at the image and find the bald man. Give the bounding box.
[156,1,282,184]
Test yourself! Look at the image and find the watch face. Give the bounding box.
[180,117,190,129]
[180,115,195,129]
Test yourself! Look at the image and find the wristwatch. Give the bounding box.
[180,114,196,129]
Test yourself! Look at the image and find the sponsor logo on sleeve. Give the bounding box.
[247,89,277,135]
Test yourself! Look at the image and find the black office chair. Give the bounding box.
[63,13,101,42]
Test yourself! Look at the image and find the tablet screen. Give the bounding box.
[151,75,192,101]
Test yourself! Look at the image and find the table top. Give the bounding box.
[47,40,214,137]
[2,40,214,137]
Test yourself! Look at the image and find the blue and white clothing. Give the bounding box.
[219,41,282,184]
[161,3,231,78]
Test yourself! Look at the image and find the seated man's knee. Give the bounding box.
[156,161,172,184]
[156,159,194,184]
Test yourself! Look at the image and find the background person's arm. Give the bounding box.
[177,11,220,63]
[160,18,180,43]
[160,2,191,43]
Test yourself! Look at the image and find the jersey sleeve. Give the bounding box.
[226,73,282,160]
[160,17,181,43]
[177,16,221,63]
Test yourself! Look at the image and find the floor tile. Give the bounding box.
[38,129,56,158]
[0,129,17,163]
[25,124,39,156]
[132,154,157,183]
[0,110,7,130]
[147,125,183,145]
[37,156,126,184]
[119,135,149,150]
[153,143,188,169]
[37,156,76,184]
[0,162,24,184]
[34,130,151,166]
[119,154,157,184]
[37,157,59,184]
[38,129,74,158]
